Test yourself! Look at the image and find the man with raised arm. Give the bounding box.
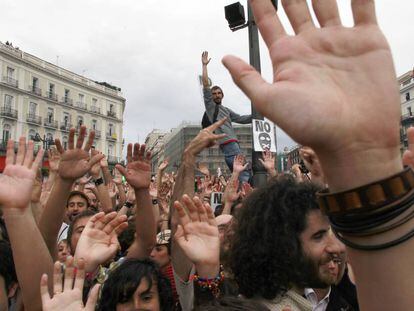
[222,0,413,309]
[201,51,252,182]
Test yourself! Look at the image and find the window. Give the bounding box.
[406,92,411,101]
[47,108,54,123]
[6,67,14,78]
[108,144,114,156]
[28,129,36,140]
[109,104,114,112]
[92,119,97,130]
[92,98,97,105]
[62,136,68,150]
[48,83,55,99]
[4,95,13,110]
[77,116,83,126]
[408,107,413,116]
[32,77,38,89]
[108,123,113,135]
[63,112,70,125]
[79,94,85,103]
[64,89,70,101]
[29,102,37,116]
[2,124,11,142]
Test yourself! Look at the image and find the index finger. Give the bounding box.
[206,118,227,132]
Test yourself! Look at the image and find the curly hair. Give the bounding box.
[97,259,173,310]
[229,176,321,299]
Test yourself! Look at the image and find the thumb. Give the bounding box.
[222,55,269,111]
[402,150,414,168]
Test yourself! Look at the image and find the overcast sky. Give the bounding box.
[1,0,412,151]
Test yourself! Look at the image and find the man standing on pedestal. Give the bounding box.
[201,51,252,183]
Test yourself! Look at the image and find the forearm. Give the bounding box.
[221,201,233,215]
[127,188,156,259]
[4,208,53,310]
[117,183,126,207]
[202,64,209,88]
[102,166,113,185]
[95,184,113,213]
[171,152,196,281]
[38,177,73,258]
[44,171,56,191]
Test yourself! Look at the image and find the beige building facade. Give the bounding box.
[0,42,125,166]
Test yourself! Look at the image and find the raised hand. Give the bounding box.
[113,167,123,185]
[0,137,44,210]
[223,178,240,204]
[47,147,61,172]
[222,0,402,190]
[158,158,169,171]
[40,258,100,311]
[259,149,277,176]
[197,162,211,176]
[55,126,104,181]
[233,154,248,174]
[173,195,219,278]
[184,119,227,157]
[116,143,151,190]
[201,51,211,66]
[74,212,128,272]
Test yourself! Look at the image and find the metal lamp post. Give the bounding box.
[224,1,278,187]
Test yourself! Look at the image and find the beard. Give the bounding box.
[294,251,338,289]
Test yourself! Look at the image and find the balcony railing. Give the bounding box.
[106,132,117,141]
[60,97,73,106]
[0,107,18,119]
[26,114,42,125]
[107,110,117,118]
[44,119,58,129]
[93,129,101,138]
[60,122,73,132]
[76,102,87,110]
[29,85,42,96]
[90,106,101,114]
[2,76,18,88]
[46,91,58,101]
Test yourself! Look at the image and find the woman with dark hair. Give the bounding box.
[97,259,174,311]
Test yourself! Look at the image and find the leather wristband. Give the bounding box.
[317,167,414,216]
[94,177,104,186]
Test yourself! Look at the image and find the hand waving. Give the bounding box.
[74,212,128,273]
[116,143,151,190]
[55,126,104,181]
[40,258,100,311]
[223,0,402,190]
[233,155,248,174]
[201,51,211,66]
[0,137,44,210]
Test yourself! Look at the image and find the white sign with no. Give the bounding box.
[252,119,277,152]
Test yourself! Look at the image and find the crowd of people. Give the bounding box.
[1,0,413,310]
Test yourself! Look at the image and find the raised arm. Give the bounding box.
[201,51,211,88]
[223,0,408,309]
[171,119,226,281]
[228,108,252,124]
[0,138,53,310]
[116,143,157,259]
[38,127,104,258]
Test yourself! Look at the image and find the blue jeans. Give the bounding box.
[220,142,251,183]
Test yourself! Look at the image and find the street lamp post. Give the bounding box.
[224,1,278,187]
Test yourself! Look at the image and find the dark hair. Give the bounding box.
[211,85,224,98]
[97,259,173,310]
[229,176,321,299]
[0,241,17,293]
[196,296,269,311]
[66,190,90,208]
[118,220,136,256]
[67,209,97,252]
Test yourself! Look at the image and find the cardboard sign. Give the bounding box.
[210,192,223,213]
[252,118,277,152]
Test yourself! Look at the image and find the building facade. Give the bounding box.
[145,122,253,177]
[399,70,414,150]
[0,42,125,170]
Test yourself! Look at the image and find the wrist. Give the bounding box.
[194,262,221,280]
[182,150,196,163]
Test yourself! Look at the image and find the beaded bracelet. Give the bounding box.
[192,265,224,297]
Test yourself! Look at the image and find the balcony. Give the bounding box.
[93,129,101,138]
[76,102,88,111]
[26,114,42,125]
[107,110,117,118]
[106,132,117,141]
[46,91,58,101]
[44,119,58,129]
[2,76,18,88]
[60,97,73,107]
[90,106,101,114]
[0,107,18,119]
[29,85,42,96]
[60,122,73,132]
[401,112,414,126]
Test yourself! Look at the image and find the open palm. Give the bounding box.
[223,1,400,165]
